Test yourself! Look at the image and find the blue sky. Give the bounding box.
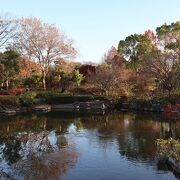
[0,0,180,63]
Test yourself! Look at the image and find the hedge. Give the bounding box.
[0,95,20,110]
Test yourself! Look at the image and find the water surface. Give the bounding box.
[0,112,179,180]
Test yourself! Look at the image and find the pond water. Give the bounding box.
[0,111,179,180]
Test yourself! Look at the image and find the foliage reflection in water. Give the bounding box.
[0,112,179,180]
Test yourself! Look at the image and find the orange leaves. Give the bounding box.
[145,29,158,47]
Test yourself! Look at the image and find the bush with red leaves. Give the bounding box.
[163,104,180,118]
[0,88,27,95]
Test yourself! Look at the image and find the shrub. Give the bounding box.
[0,95,20,110]
[128,95,180,110]
[44,94,94,104]
[163,104,180,118]
[19,91,37,107]
[35,91,107,104]
[17,90,109,106]
[156,138,180,161]
[0,88,27,95]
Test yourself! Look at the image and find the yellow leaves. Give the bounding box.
[156,138,180,161]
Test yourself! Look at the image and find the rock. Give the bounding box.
[4,110,16,115]
[51,100,113,113]
[51,104,74,111]
[33,105,51,112]
[168,157,180,174]
[15,108,21,112]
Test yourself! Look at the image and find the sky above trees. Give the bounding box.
[0,0,180,63]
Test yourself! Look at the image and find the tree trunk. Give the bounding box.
[58,75,61,89]
[105,90,108,96]
[168,89,172,97]
[6,80,9,90]
[42,71,46,89]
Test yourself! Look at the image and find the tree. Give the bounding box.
[104,46,117,64]
[147,49,179,96]
[145,29,158,46]
[0,50,20,89]
[78,64,96,77]
[23,74,42,88]
[47,58,78,90]
[0,15,16,49]
[118,33,156,74]
[13,17,77,89]
[146,21,180,96]
[74,69,84,87]
[118,33,157,94]
[156,21,180,50]
[87,63,121,96]
[18,57,40,79]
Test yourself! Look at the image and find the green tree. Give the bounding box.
[146,21,180,96]
[118,33,157,94]
[23,74,42,88]
[118,34,156,74]
[74,69,84,87]
[0,50,20,89]
[156,21,180,49]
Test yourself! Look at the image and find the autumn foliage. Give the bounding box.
[163,104,180,118]
[0,88,27,95]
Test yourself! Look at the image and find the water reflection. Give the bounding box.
[79,113,178,160]
[0,112,179,179]
[0,114,78,179]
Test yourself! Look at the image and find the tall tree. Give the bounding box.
[156,21,180,50]
[118,34,155,72]
[104,46,117,64]
[147,49,180,96]
[18,57,40,78]
[87,63,121,96]
[0,50,20,89]
[0,15,16,49]
[147,21,180,95]
[118,33,157,94]
[13,17,77,89]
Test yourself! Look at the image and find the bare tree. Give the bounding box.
[14,17,77,89]
[147,49,180,96]
[0,15,16,49]
[87,63,121,96]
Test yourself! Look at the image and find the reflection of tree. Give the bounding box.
[0,113,73,136]
[80,112,180,170]
[75,118,83,132]
[2,135,21,164]
[0,114,78,179]
[0,131,78,179]
[18,131,55,155]
[13,146,78,180]
[0,111,179,179]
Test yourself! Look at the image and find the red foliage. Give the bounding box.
[145,29,158,47]
[106,46,117,60]
[0,88,27,95]
[79,65,96,77]
[163,104,180,118]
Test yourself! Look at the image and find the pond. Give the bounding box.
[0,111,179,180]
